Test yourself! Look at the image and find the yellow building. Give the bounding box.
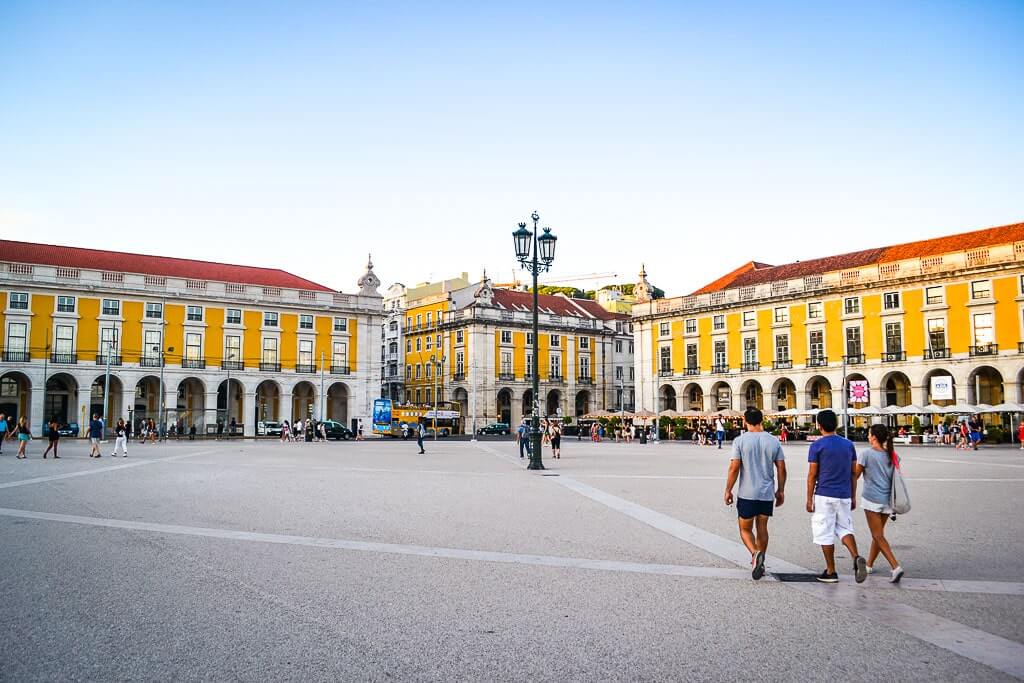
[0,240,383,436]
[401,276,635,432]
[632,222,1024,423]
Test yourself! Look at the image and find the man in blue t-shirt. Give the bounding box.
[806,409,866,584]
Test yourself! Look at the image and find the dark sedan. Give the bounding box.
[321,420,353,440]
[477,422,511,435]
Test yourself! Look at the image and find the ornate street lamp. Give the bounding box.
[512,211,557,470]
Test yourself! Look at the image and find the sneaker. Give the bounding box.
[816,571,839,583]
[752,551,766,580]
[865,565,875,575]
[854,556,867,583]
[890,566,904,584]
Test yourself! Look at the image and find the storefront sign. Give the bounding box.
[848,380,869,404]
[930,375,954,401]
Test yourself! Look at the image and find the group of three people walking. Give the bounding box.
[725,407,904,583]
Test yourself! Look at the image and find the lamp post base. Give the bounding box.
[526,431,544,469]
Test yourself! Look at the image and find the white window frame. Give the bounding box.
[883,291,900,310]
[9,292,29,310]
[101,299,120,316]
[186,305,203,322]
[145,302,163,319]
[226,308,242,325]
[299,314,314,330]
[56,295,76,313]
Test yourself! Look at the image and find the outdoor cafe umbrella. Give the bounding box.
[631,409,657,421]
[943,403,980,414]
[659,409,681,418]
[679,409,706,418]
[981,403,1024,443]
[890,404,926,415]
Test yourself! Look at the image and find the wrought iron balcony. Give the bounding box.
[807,356,828,368]
[295,364,316,374]
[221,360,244,370]
[497,372,513,381]
[773,360,792,370]
[969,344,998,357]
[577,376,593,385]
[2,350,30,362]
[182,358,206,369]
[453,372,466,381]
[95,354,122,366]
[924,348,950,360]
[547,374,565,384]
[50,352,77,364]
[140,356,163,367]
[330,365,350,375]
[711,364,730,374]
[881,351,906,363]
[741,361,760,372]
[843,354,865,365]
[658,368,674,377]
[260,362,281,372]
[683,367,700,376]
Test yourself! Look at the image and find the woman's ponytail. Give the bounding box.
[869,423,898,466]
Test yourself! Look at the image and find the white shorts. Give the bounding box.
[860,496,893,514]
[811,495,855,545]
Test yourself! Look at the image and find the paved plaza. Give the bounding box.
[0,435,1022,681]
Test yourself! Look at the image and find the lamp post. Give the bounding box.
[512,211,558,470]
[103,340,117,438]
[155,344,173,440]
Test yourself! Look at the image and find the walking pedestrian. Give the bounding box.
[14,416,31,458]
[216,418,224,440]
[715,417,726,449]
[189,422,196,440]
[357,419,365,441]
[806,409,867,584]
[551,423,561,459]
[88,413,104,457]
[854,424,905,583]
[516,420,530,459]
[229,417,238,438]
[416,420,426,454]
[112,419,129,457]
[43,417,61,458]
[780,424,788,443]
[0,412,7,455]
[724,408,786,580]
[1018,420,1024,449]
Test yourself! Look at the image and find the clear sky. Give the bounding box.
[2,1,1022,297]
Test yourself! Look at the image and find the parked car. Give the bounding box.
[321,420,353,440]
[257,421,281,436]
[43,422,80,437]
[477,422,510,435]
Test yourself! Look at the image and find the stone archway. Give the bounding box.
[255,380,282,424]
[134,376,163,426]
[216,378,245,428]
[845,373,869,409]
[881,371,912,408]
[90,374,124,424]
[452,388,469,433]
[923,368,956,406]
[497,388,513,425]
[0,371,32,427]
[522,389,534,419]
[710,381,732,411]
[771,378,796,412]
[659,384,677,412]
[176,377,206,430]
[326,382,349,424]
[806,376,832,409]
[546,389,562,417]
[45,373,78,426]
[575,390,591,417]
[968,366,1004,405]
[740,379,763,410]
[682,383,703,411]
[291,381,317,424]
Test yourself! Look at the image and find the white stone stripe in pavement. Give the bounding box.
[547,474,1024,680]
[912,457,1024,469]
[582,474,1024,483]
[0,449,217,490]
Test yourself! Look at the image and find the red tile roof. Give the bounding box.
[0,239,334,292]
[693,221,1024,294]
[488,288,617,320]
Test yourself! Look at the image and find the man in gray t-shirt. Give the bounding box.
[724,408,787,580]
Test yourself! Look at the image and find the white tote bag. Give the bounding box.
[889,453,911,515]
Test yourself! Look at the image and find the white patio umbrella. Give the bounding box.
[855,405,887,416]
[986,402,1024,413]
[891,404,926,415]
[679,409,706,418]
[922,404,946,414]
[945,403,980,414]
[775,408,801,417]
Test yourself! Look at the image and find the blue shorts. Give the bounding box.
[970,431,982,442]
[737,497,774,519]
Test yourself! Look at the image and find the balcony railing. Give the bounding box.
[773,359,792,370]
[454,372,467,381]
[1019,342,1024,354]
[924,348,950,360]
[497,372,513,381]
[2,350,30,362]
[260,362,282,372]
[969,344,998,357]
[807,356,828,368]
[843,354,865,365]
[711,364,730,374]
[94,354,122,366]
[221,360,244,370]
[577,376,593,385]
[658,368,673,377]
[741,361,760,372]
[330,365,350,375]
[683,367,700,376]
[140,357,163,367]
[547,374,565,384]
[881,351,906,363]
[295,364,316,374]
[50,352,77,364]
[182,358,206,369]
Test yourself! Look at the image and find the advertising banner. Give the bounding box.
[930,375,955,401]
[372,399,392,434]
[848,380,869,404]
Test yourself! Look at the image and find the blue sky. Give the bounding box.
[2,1,1022,296]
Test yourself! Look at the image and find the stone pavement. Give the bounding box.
[0,436,1021,681]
